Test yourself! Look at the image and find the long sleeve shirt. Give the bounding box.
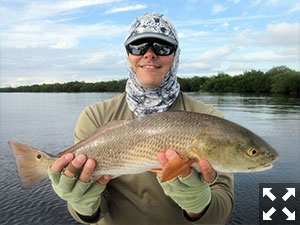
[68,92,234,225]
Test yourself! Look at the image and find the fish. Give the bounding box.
[9,111,279,188]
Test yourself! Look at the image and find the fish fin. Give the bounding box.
[161,158,198,182]
[149,168,162,172]
[8,141,56,189]
[101,120,128,131]
[57,120,128,157]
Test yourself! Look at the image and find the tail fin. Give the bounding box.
[8,141,56,189]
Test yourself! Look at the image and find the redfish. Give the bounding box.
[9,111,279,188]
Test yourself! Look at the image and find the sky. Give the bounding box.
[0,0,299,87]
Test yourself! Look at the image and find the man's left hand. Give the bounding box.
[156,149,217,219]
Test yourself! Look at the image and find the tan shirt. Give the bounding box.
[68,92,234,225]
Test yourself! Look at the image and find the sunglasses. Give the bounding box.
[126,40,177,56]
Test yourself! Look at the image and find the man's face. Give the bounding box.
[128,44,175,88]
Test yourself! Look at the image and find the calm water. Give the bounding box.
[0,92,299,225]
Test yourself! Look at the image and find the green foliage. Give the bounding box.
[1,66,299,96]
[197,66,299,95]
[270,70,300,94]
[178,76,209,92]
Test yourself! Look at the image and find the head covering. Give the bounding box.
[124,13,178,47]
[125,12,180,117]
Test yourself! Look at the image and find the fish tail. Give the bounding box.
[8,141,56,189]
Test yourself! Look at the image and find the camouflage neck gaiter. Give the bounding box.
[124,12,180,117]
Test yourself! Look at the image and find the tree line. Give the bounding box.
[1,66,299,95]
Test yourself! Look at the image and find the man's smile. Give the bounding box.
[140,64,161,69]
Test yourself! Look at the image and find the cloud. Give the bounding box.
[221,22,230,27]
[23,0,120,20]
[228,62,253,71]
[281,47,300,58]
[197,45,233,60]
[255,23,299,47]
[104,4,147,14]
[234,50,296,62]
[3,77,33,88]
[288,3,300,13]
[234,23,299,48]
[234,29,252,46]
[181,45,234,72]
[1,47,128,87]
[0,0,120,27]
[178,30,209,39]
[176,14,278,27]
[181,62,212,70]
[249,0,262,7]
[266,0,279,6]
[228,0,240,3]
[212,4,228,14]
[187,0,200,3]
[1,21,128,48]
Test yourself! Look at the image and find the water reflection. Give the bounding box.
[187,92,300,115]
[0,92,299,225]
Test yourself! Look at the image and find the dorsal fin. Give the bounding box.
[57,120,128,157]
[98,120,128,134]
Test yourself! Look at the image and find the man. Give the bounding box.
[48,12,234,225]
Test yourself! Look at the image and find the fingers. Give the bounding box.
[79,159,96,183]
[50,153,74,173]
[157,150,191,178]
[50,153,112,185]
[78,159,112,185]
[64,154,86,178]
[157,152,168,168]
[97,175,112,186]
[198,159,216,184]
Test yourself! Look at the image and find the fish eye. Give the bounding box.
[247,147,259,157]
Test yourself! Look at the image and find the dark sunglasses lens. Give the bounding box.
[127,41,176,56]
[128,42,150,55]
[152,43,175,56]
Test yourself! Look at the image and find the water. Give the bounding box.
[0,92,299,225]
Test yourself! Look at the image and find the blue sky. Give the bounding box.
[1,0,299,87]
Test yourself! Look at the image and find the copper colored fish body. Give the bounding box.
[9,111,279,188]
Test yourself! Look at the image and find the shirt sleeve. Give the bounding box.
[188,172,234,224]
[74,105,102,144]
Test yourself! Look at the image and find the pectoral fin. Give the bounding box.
[161,158,198,182]
[149,168,162,172]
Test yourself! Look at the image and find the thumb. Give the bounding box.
[198,159,216,184]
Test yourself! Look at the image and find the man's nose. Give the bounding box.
[143,46,157,59]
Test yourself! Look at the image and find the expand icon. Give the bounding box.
[259,183,299,225]
[263,188,296,221]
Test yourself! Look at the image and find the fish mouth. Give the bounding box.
[262,163,273,170]
[248,164,273,172]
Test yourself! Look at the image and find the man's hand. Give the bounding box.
[50,153,111,186]
[157,150,217,219]
[48,153,111,216]
[157,150,216,183]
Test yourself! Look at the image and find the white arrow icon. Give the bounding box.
[263,207,276,220]
[282,188,295,201]
[282,207,296,220]
[263,188,276,201]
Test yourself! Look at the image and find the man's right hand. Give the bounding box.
[48,153,111,216]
